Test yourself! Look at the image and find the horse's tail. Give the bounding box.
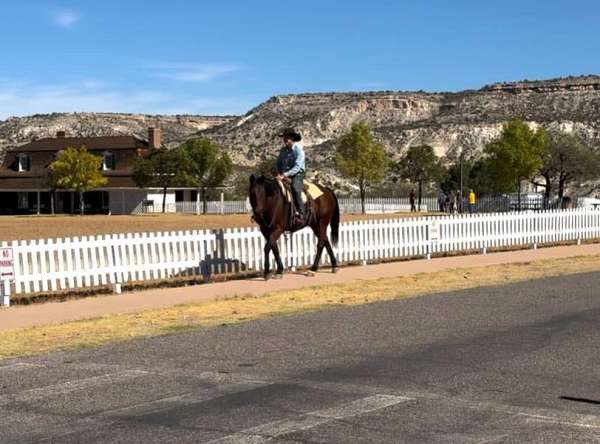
[330,190,340,247]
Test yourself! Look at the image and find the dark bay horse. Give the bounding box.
[249,175,340,279]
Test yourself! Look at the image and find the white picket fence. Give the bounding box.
[1,208,599,302]
[143,200,249,214]
[337,198,429,214]
[140,197,431,215]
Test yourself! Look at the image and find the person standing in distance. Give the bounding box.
[409,189,417,212]
[468,189,476,214]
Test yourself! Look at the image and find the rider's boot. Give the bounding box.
[294,205,306,228]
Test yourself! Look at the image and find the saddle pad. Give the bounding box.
[303,180,324,200]
[277,179,324,203]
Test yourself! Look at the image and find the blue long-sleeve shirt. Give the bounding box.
[276,142,305,177]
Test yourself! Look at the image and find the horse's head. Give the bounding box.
[249,174,279,226]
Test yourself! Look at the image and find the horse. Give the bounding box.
[248,174,340,280]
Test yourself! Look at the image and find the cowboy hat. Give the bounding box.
[278,127,302,142]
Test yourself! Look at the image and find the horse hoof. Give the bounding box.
[264,273,272,281]
[332,267,339,274]
[305,270,315,277]
[274,273,283,280]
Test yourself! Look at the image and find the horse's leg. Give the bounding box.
[310,240,325,272]
[319,221,338,272]
[263,239,272,280]
[309,221,325,272]
[324,238,338,272]
[270,228,285,278]
[261,228,273,280]
[263,227,285,280]
[310,214,338,273]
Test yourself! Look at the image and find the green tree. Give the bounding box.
[467,159,497,197]
[48,147,107,215]
[484,119,546,210]
[180,138,233,214]
[532,131,600,203]
[442,157,496,198]
[335,122,388,214]
[132,148,189,213]
[397,145,444,209]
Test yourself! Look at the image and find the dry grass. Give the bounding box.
[0,212,436,242]
[2,254,600,360]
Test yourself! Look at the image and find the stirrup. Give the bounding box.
[292,213,305,227]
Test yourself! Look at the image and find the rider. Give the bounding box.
[275,128,306,221]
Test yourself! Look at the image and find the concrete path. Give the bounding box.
[1,243,599,332]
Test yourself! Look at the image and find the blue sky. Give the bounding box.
[1,0,599,118]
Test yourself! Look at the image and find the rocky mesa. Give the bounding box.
[200,75,600,187]
[1,75,599,191]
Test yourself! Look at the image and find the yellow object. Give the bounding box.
[469,191,476,205]
[303,180,324,200]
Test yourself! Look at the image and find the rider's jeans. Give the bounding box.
[290,172,305,216]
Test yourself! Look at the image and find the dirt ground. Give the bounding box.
[0,212,436,242]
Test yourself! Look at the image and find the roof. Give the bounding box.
[11,135,149,153]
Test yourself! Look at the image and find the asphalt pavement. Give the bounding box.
[2,271,600,443]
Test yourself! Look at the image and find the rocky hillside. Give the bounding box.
[0,113,235,158]
[2,76,600,194]
[200,75,600,190]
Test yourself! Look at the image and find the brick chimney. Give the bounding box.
[56,130,67,138]
[148,127,161,149]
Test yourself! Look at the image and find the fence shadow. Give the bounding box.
[198,230,247,280]
[199,254,247,280]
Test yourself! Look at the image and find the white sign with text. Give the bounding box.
[0,248,15,280]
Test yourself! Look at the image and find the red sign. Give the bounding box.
[0,248,14,280]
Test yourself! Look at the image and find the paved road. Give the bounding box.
[2,272,600,443]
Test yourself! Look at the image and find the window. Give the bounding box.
[102,151,116,171]
[17,192,29,209]
[17,153,31,172]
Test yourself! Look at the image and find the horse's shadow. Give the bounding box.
[560,396,600,406]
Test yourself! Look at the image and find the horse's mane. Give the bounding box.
[254,175,280,196]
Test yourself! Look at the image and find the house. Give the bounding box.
[0,127,195,215]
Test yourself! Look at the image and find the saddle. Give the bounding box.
[276,179,323,231]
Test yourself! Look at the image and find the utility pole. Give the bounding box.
[459,151,464,213]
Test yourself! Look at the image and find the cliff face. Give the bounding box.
[200,75,600,188]
[0,113,235,159]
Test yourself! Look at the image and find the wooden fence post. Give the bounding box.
[426,218,432,260]
[1,280,10,307]
[110,236,122,294]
